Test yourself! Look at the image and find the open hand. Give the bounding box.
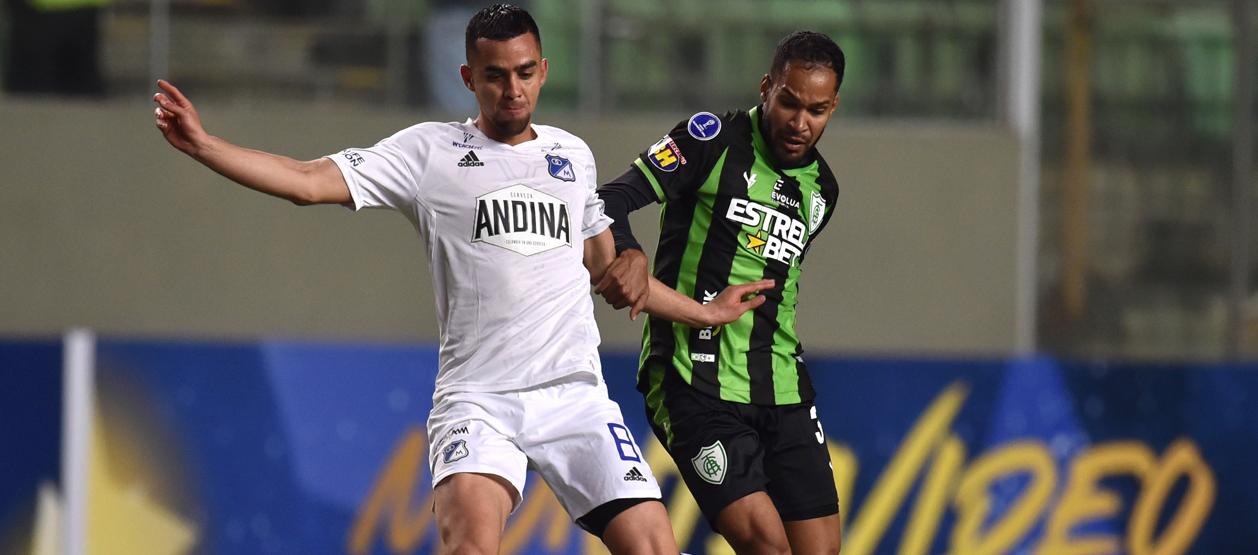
[153,79,209,156]
[701,279,775,327]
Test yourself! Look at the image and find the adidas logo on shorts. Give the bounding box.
[457,150,485,167]
[623,467,648,483]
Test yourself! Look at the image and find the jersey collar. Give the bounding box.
[462,118,543,148]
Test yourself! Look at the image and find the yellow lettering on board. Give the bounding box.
[706,534,737,554]
[584,532,611,555]
[347,427,433,554]
[899,435,966,555]
[845,381,969,555]
[1128,439,1215,555]
[829,440,858,534]
[1036,441,1156,555]
[951,441,1056,555]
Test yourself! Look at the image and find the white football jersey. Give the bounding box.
[327,119,613,394]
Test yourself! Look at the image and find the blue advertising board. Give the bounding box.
[6,338,1257,554]
[0,340,63,555]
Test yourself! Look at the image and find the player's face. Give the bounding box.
[759,62,839,166]
[461,33,547,144]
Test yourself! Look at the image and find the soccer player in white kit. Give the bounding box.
[153,4,772,554]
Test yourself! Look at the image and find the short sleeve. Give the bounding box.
[326,126,428,212]
[579,148,612,239]
[630,111,730,203]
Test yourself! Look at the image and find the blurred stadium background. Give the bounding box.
[1,0,1256,554]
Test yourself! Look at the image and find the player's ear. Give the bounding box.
[538,58,549,88]
[759,74,771,102]
[460,64,475,92]
[831,92,840,114]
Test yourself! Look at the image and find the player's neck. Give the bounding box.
[474,117,537,146]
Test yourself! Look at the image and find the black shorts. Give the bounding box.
[645,367,839,527]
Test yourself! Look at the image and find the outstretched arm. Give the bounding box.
[586,231,771,326]
[643,276,772,329]
[153,79,351,206]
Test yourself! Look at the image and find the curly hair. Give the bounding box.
[769,31,846,91]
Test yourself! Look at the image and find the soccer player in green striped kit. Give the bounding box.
[595,32,845,554]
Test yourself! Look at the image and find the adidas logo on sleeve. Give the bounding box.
[457,151,485,167]
[623,467,649,482]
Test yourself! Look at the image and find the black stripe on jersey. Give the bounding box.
[748,172,805,404]
[687,117,755,397]
[746,317,778,404]
[641,188,699,386]
[685,155,745,396]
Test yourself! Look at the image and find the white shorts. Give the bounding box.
[426,374,662,520]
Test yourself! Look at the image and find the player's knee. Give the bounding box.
[436,524,499,555]
[817,542,841,555]
[714,495,790,555]
[615,531,678,555]
[586,498,677,555]
[435,509,503,555]
[726,535,790,555]
[720,519,790,555]
[802,536,841,555]
[439,543,496,555]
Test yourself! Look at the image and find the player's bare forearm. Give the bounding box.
[584,230,617,284]
[643,278,773,328]
[153,79,350,206]
[588,230,770,326]
[642,279,711,328]
[192,138,349,206]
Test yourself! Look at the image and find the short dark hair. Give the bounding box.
[769,31,845,92]
[465,4,542,60]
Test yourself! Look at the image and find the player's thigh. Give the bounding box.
[713,491,791,555]
[647,377,768,527]
[763,402,840,529]
[427,393,529,509]
[526,380,661,520]
[600,500,678,555]
[432,473,515,554]
[783,513,842,555]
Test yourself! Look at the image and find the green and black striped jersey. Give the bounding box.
[632,107,839,406]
